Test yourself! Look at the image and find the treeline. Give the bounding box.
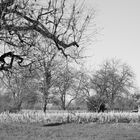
[0,58,139,113]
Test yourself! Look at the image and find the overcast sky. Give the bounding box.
[84,0,140,87]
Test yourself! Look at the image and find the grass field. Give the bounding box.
[1,111,140,139]
[1,122,140,140]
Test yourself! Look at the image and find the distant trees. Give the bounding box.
[0,56,137,112]
[131,90,140,110]
[113,96,136,111]
[90,59,135,110]
[0,68,39,111]
[0,93,11,113]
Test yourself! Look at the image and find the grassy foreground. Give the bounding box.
[1,111,140,139]
[0,122,140,140]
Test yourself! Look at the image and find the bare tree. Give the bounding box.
[0,0,94,113]
[91,59,135,109]
[36,49,58,113]
[51,63,83,110]
[0,0,93,71]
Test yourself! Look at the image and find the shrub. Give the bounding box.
[86,95,106,112]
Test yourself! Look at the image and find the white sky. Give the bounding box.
[84,0,140,87]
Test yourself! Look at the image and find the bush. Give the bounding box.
[86,96,98,112]
[0,94,12,113]
[86,95,106,112]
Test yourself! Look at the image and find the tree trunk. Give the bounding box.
[110,92,115,110]
[61,102,66,110]
[43,60,51,113]
[61,93,66,110]
[43,98,48,113]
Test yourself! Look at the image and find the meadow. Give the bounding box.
[1,110,140,140]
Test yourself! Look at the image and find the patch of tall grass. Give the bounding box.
[0,110,140,124]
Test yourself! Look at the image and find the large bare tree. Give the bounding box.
[0,0,94,113]
[0,0,93,71]
[90,59,135,109]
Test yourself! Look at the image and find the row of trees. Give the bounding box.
[0,57,140,112]
[0,59,89,112]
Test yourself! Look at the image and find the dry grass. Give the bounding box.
[0,110,140,124]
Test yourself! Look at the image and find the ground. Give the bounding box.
[0,123,140,140]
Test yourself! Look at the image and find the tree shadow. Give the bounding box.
[43,122,63,127]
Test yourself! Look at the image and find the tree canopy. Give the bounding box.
[90,59,135,109]
[0,0,92,71]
